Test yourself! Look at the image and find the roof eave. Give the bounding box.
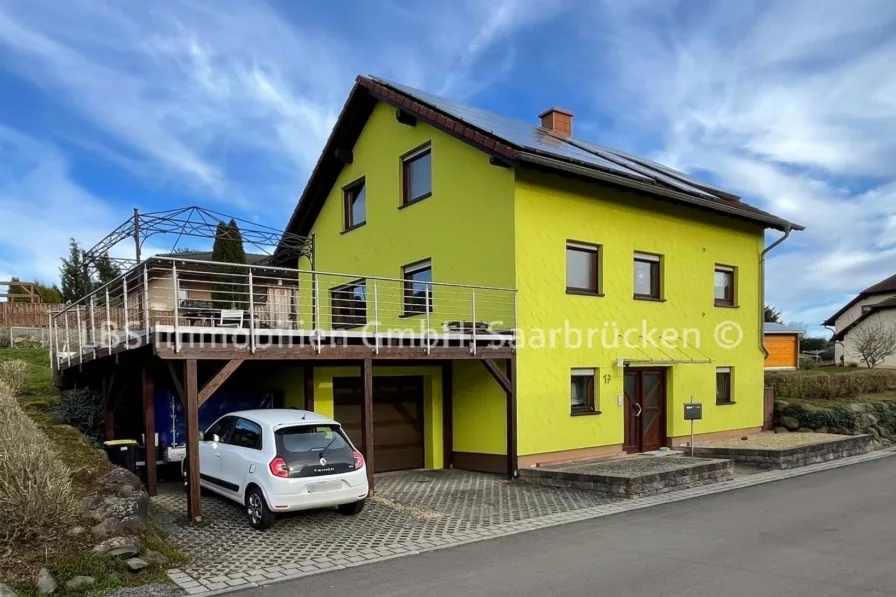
[516,152,804,232]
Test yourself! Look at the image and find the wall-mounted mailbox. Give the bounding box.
[684,403,703,421]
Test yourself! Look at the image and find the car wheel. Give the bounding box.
[245,486,274,530]
[337,500,365,516]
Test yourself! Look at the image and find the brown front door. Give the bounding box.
[623,369,667,453]
[333,376,425,473]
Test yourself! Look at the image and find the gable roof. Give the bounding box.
[822,273,896,326]
[763,322,805,335]
[280,75,802,245]
[832,296,896,341]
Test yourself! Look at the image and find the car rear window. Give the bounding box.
[275,424,357,478]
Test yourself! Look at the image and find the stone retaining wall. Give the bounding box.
[774,399,896,450]
[518,459,734,499]
[685,435,873,469]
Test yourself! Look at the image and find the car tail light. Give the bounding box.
[269,456,289,478]
[352,450,365,470]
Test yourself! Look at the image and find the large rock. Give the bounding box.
[126,558,148,572]
[142,550,168,565]
[83,492,148,527]
[121,515,146,534]
[858,413,879,429]
[773,426,788,434]
[91,518,123,539]
[92,536,141,558]
[815,427,830,434]
[99,468,144,495]
[65,577,95,590]
[780,416,801,431]
[37,568,56,595]
[0,583,17,597]
[773,399,790,411]
[847,403,870,413]
[797,427,815,433]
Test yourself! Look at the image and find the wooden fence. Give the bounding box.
[763,386,775,431]
[0,303,65,327]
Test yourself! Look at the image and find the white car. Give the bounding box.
[183,409,369,529]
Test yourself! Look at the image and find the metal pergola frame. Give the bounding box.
[80,206,314,277]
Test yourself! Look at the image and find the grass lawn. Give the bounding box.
[0,348,186,595]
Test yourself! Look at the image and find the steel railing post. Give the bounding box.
[65,311,71,367]
[90,295,96,358]
[425,284,431,355]
[75,306,83,359]
[105,288,112,353]
[48,313,54,369]
[248,269,256,354]
[172,262,180,353]
[373,280,379,355]
[471,288,477,355]
[143,265,150,333]
[122,277,129,348]
[313,272,322,353]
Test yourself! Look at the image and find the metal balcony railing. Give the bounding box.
[49,257,517,368]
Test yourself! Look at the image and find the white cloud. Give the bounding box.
[580,0,896,333]
[0,125,120,283]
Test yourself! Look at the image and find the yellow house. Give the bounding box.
[274,76,802,474]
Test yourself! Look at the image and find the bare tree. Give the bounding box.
[851,320,896,368]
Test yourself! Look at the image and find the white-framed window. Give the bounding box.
[571,368,598,414]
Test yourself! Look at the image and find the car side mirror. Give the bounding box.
[203,432,221,443]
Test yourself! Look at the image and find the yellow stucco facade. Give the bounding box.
[286,98,769,469]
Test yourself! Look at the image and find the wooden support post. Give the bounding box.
[141,363,157,497]
[361,358,375,492]
[303,365,315,412]
[505,357,517,479]
[442,361,454,469]
[185,359,201,522]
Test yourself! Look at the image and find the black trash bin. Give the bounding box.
[103,439,138,472]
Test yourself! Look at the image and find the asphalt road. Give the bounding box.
[243,458,896,597]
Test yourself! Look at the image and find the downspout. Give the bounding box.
[759,225,792,358]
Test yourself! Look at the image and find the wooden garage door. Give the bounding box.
[765,335,798,368]
[333,376,425,473]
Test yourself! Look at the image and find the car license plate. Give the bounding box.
[307,480,341,493]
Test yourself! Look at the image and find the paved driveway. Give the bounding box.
[152,469,616,591]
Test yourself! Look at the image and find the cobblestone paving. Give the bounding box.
[153,469,616,592]
[156,449,896,595]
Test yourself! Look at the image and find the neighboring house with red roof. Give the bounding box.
[824,274,896,367]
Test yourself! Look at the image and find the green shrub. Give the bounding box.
[765,369,896,400]
[0,383,77,545]
[798,356,819,370]
[56,387,105,442]
[847,361,859,368]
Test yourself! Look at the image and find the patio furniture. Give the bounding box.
[218,309,244,328]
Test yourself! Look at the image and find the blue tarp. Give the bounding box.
[154,389,279,447]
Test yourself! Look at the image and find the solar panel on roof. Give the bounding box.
[372,77,653,183]
[566,139,721,199]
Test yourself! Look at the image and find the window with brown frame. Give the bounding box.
[331,279,367,329]
[402,259,432,315]
[633,252,662,299]
[571,368,597,414]
[566,242,601,295]
[714,265,736,307]
[716,367,733,404]
[401,145,432,206]
[342,178,366,231]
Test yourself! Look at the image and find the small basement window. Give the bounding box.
[571,368,597,414]
[716,367,733,404]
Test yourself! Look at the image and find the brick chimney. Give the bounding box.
[538,107,574,137]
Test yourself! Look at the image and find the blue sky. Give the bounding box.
[1,0,895,336]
